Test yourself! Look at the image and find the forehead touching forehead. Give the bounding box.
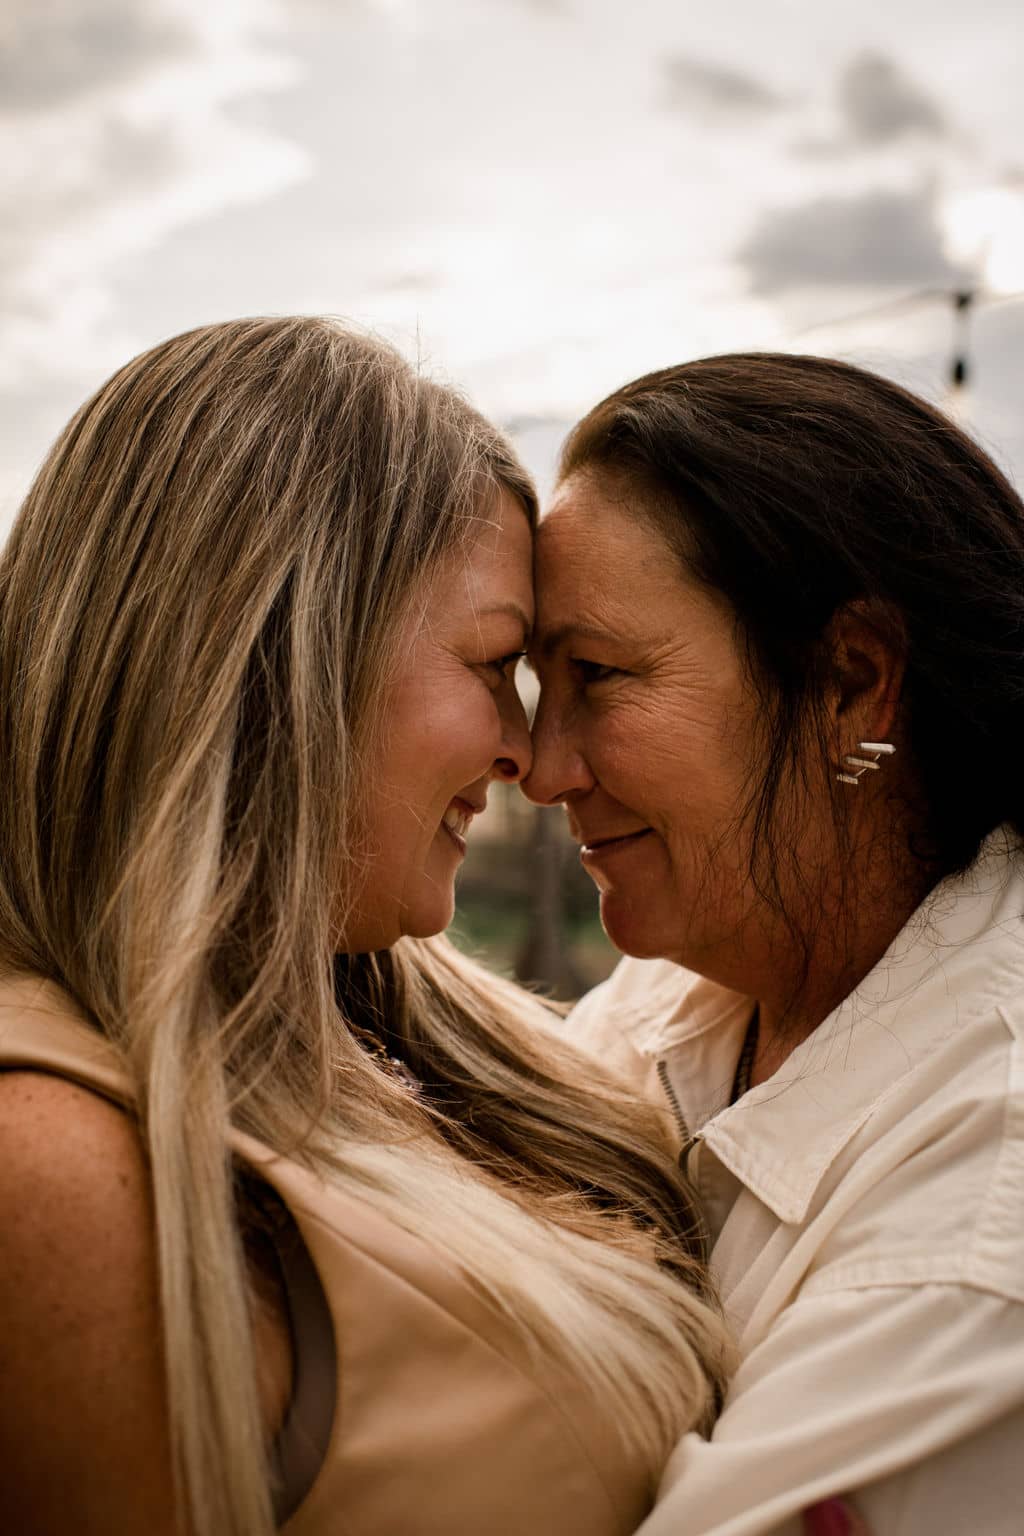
[407,486,534,640]
[464,487,534,620]
[534,471,689,643]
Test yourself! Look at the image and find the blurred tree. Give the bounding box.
[515,804,584,1000]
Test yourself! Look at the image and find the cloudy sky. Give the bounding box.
[3,0,1024,533]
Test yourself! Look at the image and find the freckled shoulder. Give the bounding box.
[0,1069,184,1533]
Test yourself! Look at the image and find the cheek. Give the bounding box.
[430,685,504,782]
[589,688,750,824]
[653,700,763,908]
[591,721,668,806]
[387,673,502,821]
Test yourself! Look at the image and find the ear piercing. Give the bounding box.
[836,741,895,786]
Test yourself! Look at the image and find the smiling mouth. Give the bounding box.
[440,800,477,853]
[443,804,473,840]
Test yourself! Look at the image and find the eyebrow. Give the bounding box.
[530,622,619,659]
[475,601,533,637]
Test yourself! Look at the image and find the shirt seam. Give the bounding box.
[800,1268,1024,1305]
[968,1017,1024,1289]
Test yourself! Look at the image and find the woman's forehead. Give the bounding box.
[539,471,677,560]
[535,485,689,623]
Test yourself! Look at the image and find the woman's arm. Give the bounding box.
[0,1072,292,1532]
[634,1283,1024,1536]
[0,1070,186,1532]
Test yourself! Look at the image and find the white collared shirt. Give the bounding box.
[568,828,1024,1534]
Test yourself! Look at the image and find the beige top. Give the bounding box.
[0,974,653,1536]
[568,827,1024,1536]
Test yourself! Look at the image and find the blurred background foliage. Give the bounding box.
[448,782,618,1002]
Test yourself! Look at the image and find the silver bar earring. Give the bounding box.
[837,740,895,786]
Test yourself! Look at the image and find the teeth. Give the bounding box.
[442,805,472,840]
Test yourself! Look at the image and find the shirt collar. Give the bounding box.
[654,827,1024,1224]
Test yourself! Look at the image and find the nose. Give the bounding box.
[520,692,594,806]
[491,689,534,785]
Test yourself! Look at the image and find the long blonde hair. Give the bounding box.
[0,317,732,1535]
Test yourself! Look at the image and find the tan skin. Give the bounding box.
[0,1074,183,1532]
[0,496,534,1532]
[524,472,932,1086]
[341,491,535,949]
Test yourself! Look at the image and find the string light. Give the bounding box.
[950,289,974,389]
[788,285,1024,399]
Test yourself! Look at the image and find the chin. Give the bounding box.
[400,892,457,941]
[599,892,675,962]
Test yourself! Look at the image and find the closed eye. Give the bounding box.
[571,658,617,685]
[486,650,526,681]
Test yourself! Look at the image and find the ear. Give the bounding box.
[825,600,905,764]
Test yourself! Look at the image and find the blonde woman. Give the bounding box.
[0,318,733,1536]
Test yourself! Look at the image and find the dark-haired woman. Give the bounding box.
[525,354,1024,1535]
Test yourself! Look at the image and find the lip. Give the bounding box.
[580,828,653,864]
[439,794,486,856]
[441,819,468,855]
[578,826,651,851]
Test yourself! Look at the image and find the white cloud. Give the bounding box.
[661,55,785,118]
[0,0,310,390]
[0,0,194,111]
[838,51,948,146]
[4,0,1024,535]
[739,183,971,295]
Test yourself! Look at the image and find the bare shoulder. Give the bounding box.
[0,1070,183,1533]
[0,1069,158,1293]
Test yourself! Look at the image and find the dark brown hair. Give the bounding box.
[560,352,1024,882]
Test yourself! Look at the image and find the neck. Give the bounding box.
[749,838,936,1089]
